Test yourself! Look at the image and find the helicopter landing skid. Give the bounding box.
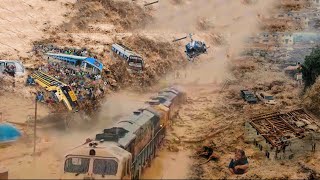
[187,52,200,60]
[187,55,196,62]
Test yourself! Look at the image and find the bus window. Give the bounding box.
[75,60,82,66]
[0,62,5,72]
[6,62,16,68]
[0,62,5,67]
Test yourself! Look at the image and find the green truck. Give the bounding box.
[240,90,258,104]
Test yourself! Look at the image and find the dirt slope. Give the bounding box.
[0,0,74,59]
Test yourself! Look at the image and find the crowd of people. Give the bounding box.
[27,60,109,112]
[33,44,92,57]
[25,44,114,113]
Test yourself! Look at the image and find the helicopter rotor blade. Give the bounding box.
[144,0,159,6]
[172,36,188,42]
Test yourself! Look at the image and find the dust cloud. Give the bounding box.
[0,0,74,59]
[161,47,231,86]
[52,90,152,146]
[96,90,152,127]
[148,0,275,33]
[38,89,155,166]
[154,0,277,86]
[74,0,280,101]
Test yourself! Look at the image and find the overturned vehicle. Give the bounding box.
[0,60,25,76]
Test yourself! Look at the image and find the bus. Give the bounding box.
[111,44,144,72]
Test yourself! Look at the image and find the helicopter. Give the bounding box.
[173,33,208,61]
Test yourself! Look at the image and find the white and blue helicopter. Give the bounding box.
[173,33,208,61]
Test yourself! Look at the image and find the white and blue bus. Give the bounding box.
[45,53,103,74]
[111,44,144,72]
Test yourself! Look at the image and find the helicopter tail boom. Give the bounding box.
[144,0,159,7]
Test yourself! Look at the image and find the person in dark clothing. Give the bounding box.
[9,65,16,77]
[228,149,249,175]
[26,75,35,85]
[196,145,220,164]
[4,65,15,77]
[199,146,219,159]
[36,91,45,102]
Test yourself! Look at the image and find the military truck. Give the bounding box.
[240,90,258,104]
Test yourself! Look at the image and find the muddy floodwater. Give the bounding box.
[142,150,192,179]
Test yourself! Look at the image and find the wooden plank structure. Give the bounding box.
[249,108,317,148]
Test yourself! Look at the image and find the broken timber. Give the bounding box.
[182,124,232,143]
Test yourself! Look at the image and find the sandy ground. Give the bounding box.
[0,0,75,59]
[0,91,50,124]
[0,142,61,179]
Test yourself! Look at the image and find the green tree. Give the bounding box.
[302,46,320,87]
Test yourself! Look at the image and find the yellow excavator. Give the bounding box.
[31,71,78,111]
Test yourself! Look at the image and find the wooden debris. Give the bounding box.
[182,124,232,143]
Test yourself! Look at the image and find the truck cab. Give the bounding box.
[255,92,276,105]
[240,90,258,104]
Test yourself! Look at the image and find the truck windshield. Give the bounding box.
[265,96,274,100]
[64,157,90,174]
[93,159,118,176]
[246,94,255,98]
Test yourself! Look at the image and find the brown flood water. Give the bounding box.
[142,149,192,179]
